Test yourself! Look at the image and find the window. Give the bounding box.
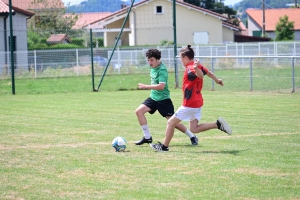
[156,6,163,14]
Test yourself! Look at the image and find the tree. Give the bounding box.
[28,0,78,34]
[275,15,295,41]
[184,0,238,26]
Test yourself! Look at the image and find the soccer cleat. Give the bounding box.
[217,118,232,135]
[190,136,198,145]
[135,136,153,145]
[150,142,169,152]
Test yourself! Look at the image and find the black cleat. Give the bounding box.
[190,136,198,145]
[150,142,169,152]
[135,136,153,145]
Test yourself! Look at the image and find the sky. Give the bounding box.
[61,0,242,6]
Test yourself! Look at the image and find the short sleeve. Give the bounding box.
[199,64,209,76]
[159,68,168,84]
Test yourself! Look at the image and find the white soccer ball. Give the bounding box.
[112,136,127,152]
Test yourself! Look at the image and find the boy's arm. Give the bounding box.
[206,71,223,86]
[193,60,204,78]
[138,83,165,90]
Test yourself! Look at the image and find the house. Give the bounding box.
[66,12,112,40]
[47,34,71,44]
[237,18,248,36]
[85,0,240,47]
[233,18,271,42]
[0,0,34,74]
[1,0,64,28]
[246,8,300,41]
[70,12,112,29]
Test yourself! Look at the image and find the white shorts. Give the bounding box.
[174,106,202,122]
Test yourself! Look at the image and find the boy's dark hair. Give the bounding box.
[146,49,161,60]
[180,45,194,60]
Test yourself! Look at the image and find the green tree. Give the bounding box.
[29,0,78,34]
[275,15,295,41]
[184,0,238,26]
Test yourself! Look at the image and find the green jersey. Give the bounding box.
[150,63,170,101]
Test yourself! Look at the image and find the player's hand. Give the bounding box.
[216,79,223,86]
[193,60,200,69]
[138,83,147,89]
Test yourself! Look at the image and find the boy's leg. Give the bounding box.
[189,118,232,135]
[175,122,198,145]
[189,120,217,133]
[164,116,181,147]
[162,100,197,145]
[150,116,181,152]
[135,104,153,145]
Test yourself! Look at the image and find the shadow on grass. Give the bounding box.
[132,143,249,155]
[200,149,249,155]
[167,145,249,155]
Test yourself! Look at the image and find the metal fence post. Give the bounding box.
[90,29,95,91]
[211,58,215,91]
[292,57,295,93]
[9,0,15,94]
[173,0,179,88]
[76,49,79,76]
[250,57,253,91]
[236,43,238,68]
[34,50,37,78]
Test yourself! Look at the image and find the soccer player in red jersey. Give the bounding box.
[150,45,232,152]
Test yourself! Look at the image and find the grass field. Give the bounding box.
[1,65,299,95]
[0,89,299,199]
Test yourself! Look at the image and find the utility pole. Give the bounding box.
[262,0,265,37]
[296,0,298,8]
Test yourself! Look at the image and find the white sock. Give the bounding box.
[184,129,195,138]
[141,124,151,139]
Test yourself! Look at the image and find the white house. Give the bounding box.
[85,0,240,47]
[0,0,34,74]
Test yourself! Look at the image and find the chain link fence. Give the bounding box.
[0,28,300,94]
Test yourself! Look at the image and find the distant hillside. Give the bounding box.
[66,0,143,13]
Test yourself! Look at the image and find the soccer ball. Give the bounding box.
[112,136,127,152]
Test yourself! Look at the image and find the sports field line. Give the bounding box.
[0,132,297,151]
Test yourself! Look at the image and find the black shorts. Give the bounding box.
[142,97,175,117]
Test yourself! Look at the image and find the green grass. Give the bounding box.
[0,90,299,199]
[1,65,299,95]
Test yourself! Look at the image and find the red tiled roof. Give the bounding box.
[65,12,112,29]
[1,0,64,10]
[246,8,300,31]
[0,0,11,13]
[0,0,34,16]
[238,18,248,35]
[222,21,240,31]
[47,34,71,44]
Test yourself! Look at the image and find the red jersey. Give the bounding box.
[182,61,208,108]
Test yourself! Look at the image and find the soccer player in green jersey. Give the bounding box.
[135,48,198,146]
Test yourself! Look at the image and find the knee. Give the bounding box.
[167,119,177,127]
[190,127,197,133]
[135,108,141,116]
[135,108,145,116]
